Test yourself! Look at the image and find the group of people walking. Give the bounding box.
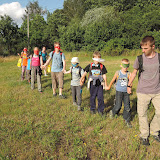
[18,36,160,146]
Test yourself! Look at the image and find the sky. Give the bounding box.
[0,0,64,26]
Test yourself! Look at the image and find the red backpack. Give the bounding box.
[89,62,103,76]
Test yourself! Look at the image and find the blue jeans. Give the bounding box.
[112,91,131,122]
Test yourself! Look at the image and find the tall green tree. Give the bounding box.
[0,15,19,55]
[23,1,47,20]
[81,6,122,51]
[29,14,47,49]
[63,0,87,20]
[44,9,68,49]
[20,0,47,51]
[59,19,85,51]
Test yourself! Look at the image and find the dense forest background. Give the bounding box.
[0,0,160,56]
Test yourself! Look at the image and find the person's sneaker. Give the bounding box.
[53,93,57,96]
[73,102,77,106]
[140,137,150,146]
[59,95,66,99]
[109,110,114,119]
[125,120,132,128]
[45,75,48,76]
[153,135,160,142]
[90,110,96,114]
[77,106,81,111]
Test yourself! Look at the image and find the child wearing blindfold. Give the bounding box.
[31,47,43,93]
[21,48,28,81]
[106,58,132,128]
[64,57,84,111]
[42,42,66,98]
[80,51,108,116]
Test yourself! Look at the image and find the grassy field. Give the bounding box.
[0,52,160,160]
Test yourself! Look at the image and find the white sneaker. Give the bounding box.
[73,102,77,106]
[77,106,81,111]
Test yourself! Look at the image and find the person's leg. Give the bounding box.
[150,93,160,136]
[26,70,29,81]
[25,66,27,79]
[76,86,82,107]
[29,70,31,83]
[44,68,47,76]
[31,67,35,89]
[123,92,131,122]
[90,83,97,112]
[21,66,25,80]
[137,93,151,139]
[37,67,42,92]
[51,72,57,95]
[97,85,105,113]
[112,91,123,116]
[58,71,64,97]
[71,86,76,104]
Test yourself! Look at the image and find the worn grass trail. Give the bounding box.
[0,54,160,159]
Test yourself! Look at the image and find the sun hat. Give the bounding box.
[71,57,80,63]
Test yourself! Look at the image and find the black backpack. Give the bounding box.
[137,53,160,79]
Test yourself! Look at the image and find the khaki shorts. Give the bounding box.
[51,71,64,89]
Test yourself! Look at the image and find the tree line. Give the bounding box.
[0,0,160,56]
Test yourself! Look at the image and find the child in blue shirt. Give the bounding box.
[27,54,32,84]
[106,58,132,128]
[39,46,48,76]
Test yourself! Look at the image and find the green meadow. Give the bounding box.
[0,52,160,160]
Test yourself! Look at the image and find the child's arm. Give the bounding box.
[128,72,133,87]
[40,55,43,66]
[80,71,87,86]
[107,72,118,90]
[62,59,66,73]
[127,69,138,94]
[42,57,51,69]
[102,74,108,90]
[64,69,71,74]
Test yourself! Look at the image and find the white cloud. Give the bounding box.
[0,2,26,26]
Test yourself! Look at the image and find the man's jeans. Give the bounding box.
[112,91,131,122]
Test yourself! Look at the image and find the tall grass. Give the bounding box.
[0,52,160,159]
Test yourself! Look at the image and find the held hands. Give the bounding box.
[105,86,110,90]
[80,77,85,86]
[62,69,66,73]
[41,65,46,69]
[127,87,132,94]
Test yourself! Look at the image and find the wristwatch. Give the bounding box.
[127,85,132,88]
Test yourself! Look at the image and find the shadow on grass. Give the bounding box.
[41,76,71,89]
[130,97,137,121]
